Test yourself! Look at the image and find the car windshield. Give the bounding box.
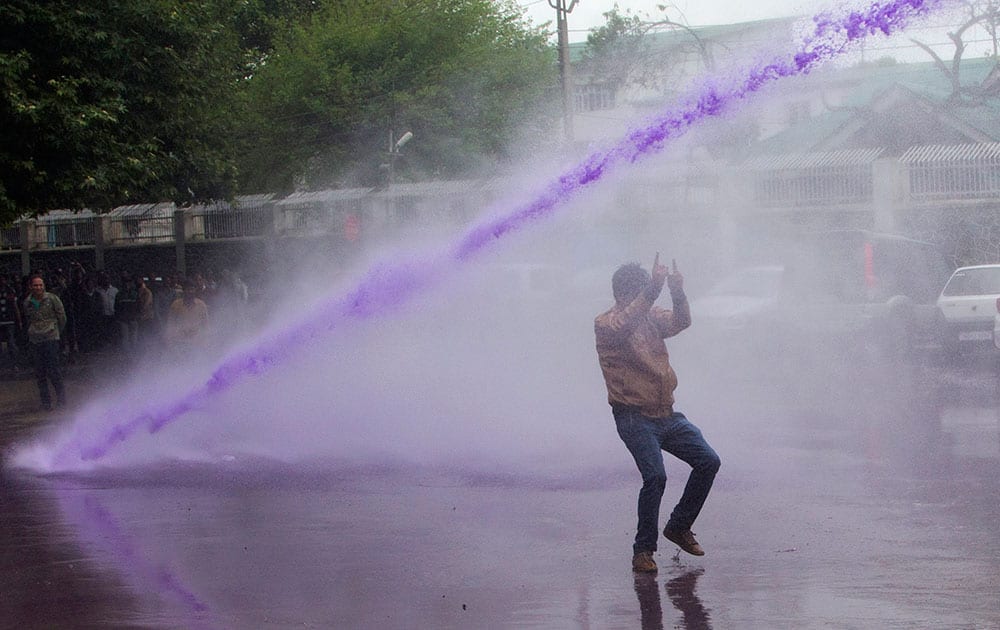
[707,267,783,298]
[941,266,1000,296]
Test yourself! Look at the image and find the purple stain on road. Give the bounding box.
[49,0,946,467]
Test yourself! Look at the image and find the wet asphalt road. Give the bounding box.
[2,354,1000,629]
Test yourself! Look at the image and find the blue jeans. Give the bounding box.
[614,407,720,554]
[30,340,65,408]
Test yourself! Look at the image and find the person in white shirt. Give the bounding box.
[94,271,119,349]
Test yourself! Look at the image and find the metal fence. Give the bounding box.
[107,214,174,245]
[276,190,369,238]
[745,145,1000,207]
[193,196,275,240]
[752,164,875,207]
[9,148,1000,257]
[280,202,338,235]
[744,150,884,208]
[34,218,96,248]
[903,144,1000,201]
[0,225,19,251]
[194,207,271,239]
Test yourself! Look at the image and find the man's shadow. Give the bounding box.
[633,567,712,630]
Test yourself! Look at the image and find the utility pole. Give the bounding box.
[548,0,578,146]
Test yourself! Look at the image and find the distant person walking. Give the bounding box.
[594,255,720,573]
[23,274,67,410]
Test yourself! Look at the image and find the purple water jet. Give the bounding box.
[48,0,948,467]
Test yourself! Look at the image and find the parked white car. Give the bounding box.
[936,264,1000,354]
[995,306,1000,350]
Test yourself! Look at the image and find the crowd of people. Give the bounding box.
[0,263,253,385]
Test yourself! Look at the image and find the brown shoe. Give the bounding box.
[663,528,705,556]
[632,550,657,573]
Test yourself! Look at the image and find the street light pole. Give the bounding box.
[384,130,413,228]
[548,0,578,146]
[387,129,414,188]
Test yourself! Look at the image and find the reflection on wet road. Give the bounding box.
[2,359,1000,628]
[634,568,712,630]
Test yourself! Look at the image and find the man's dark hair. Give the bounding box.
[612,262,649,302]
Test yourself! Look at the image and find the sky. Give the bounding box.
[521,0,812,42]
[520,0,990,62]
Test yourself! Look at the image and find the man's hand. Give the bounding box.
[643,253,668,302]
[666,258,684,294]
[651,253,668,291]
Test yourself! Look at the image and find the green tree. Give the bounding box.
[581,4,714,93]
[235,0,556,192]
[0,0,247,223]
[582,5,647,91]
[233,0,321,70]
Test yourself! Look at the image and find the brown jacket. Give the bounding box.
[594,291,690,418]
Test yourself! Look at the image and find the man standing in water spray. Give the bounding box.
[23,274,67,411]
[595,254,720,573]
